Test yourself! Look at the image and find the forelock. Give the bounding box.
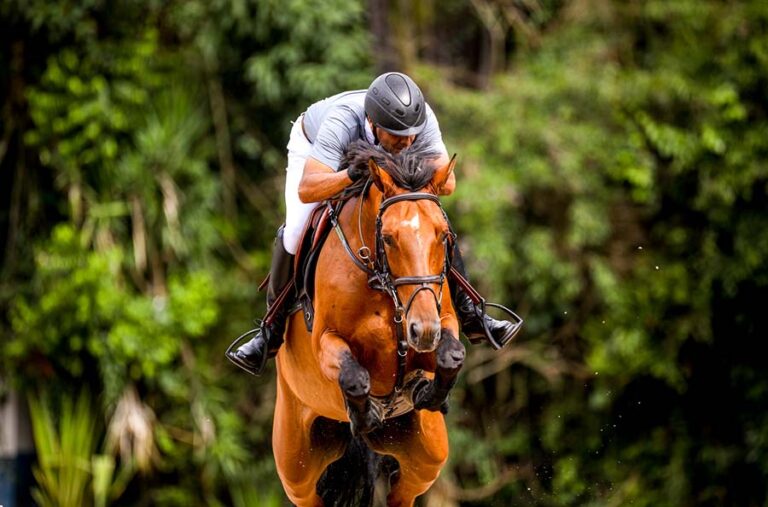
[339,140,442,192]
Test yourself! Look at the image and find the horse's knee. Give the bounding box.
[275,447,308,483]
[417,413,450,465]
[437,330,465,372]
[415,427,449,468]
[338,354,370,399]
[276,456,323,504]
[388,450,447,505]
[282,480,323,507]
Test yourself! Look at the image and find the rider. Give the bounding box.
[229,72,519,375]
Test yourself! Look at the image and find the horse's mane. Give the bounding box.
[338,139,443,195]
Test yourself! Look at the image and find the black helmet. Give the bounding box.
[365,72,427,136]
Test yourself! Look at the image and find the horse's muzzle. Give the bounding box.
[408,319,442,352]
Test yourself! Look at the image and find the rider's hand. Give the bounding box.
[346,163,368,183]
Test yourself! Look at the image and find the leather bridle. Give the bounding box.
[372,192,454,322]
[327,180,456,397]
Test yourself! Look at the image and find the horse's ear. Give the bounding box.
[369,158,395,193]
[431,154,456,193]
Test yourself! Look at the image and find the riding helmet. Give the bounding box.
[365,72,427,136]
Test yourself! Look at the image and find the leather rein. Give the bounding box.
[326,178,456,411]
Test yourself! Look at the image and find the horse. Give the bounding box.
[272,141,466,506]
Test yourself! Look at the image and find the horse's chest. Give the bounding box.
[353,327,399,395]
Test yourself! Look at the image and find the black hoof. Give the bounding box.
[413,381,450,413]
[348,400,383,436]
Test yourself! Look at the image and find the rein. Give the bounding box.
[326,180,456,414]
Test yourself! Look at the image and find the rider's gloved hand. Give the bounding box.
[346,163,368,182]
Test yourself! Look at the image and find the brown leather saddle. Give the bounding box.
[259,203,336,333]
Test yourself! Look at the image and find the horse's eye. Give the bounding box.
[383,234,394,247]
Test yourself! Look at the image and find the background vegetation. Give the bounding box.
[1,0,766,505]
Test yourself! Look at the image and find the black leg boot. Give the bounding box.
[450,244,521,349]
[228,226,294,375]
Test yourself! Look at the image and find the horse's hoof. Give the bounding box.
[350,412,383,436]
[339,357,371,399]
[413,381,449,413]
[437,333,466,372]
[348,399,383,436]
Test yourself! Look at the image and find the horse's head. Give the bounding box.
[366,153,456,353]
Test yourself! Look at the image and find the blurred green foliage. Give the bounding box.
[426,1,768,505]
[1,0,766,505]
[27,390,134,507]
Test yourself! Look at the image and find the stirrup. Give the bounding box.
[477,301,524,350]
[225,326,268,376]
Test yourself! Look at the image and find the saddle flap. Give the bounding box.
[293,204,336,331]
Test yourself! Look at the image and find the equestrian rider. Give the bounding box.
[230,72,519,375]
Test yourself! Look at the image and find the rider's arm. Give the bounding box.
[298,157,355,203]
[299,106,360,203]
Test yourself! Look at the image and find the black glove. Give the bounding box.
[346,163,368,182]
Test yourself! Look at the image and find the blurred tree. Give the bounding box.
[2,0,767,505]
[421,1,768,505]
[1,0,370,503]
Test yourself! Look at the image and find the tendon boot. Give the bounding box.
[450,245,521,349]
[228,226,294,375]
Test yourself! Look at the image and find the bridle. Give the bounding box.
[373,192,455,320]
[327,177,456,400]
[332,179,456,318]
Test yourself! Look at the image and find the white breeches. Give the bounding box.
[283,114,319,255]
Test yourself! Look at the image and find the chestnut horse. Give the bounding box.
[272,142,466,506]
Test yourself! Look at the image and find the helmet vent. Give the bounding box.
[414,103,420,112]
[395,108,405,117]
[382,97,391,105]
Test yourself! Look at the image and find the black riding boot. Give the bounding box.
[451,245,520,348]
[231,226,294,375]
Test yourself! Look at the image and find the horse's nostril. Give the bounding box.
[409,322,422,340]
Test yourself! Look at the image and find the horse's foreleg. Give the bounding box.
[413,328,465,413]
[319,330,383,435]
[368,410,449,507]
[273,371,347,507]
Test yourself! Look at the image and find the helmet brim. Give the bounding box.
[376,122,426,137]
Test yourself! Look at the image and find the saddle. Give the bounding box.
[259,203,337,333]
[294,204,336,331]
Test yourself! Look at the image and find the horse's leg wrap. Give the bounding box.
[339,354,383,436]
[413,329,465,413]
